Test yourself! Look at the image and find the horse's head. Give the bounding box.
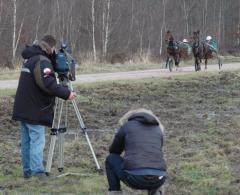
[165,30,174,43]
[191,31,204,58]
[192,30,200,43]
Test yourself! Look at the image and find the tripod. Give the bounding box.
[45,76,103,176]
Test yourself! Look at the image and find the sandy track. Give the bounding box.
[0,63,239,89]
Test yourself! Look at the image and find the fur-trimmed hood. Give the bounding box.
[119,109,164,133]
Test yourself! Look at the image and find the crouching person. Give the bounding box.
[105,109,167,195]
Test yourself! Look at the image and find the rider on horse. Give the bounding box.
[165,31,180,68]
[165,31,178,53]
[204,35,218,53]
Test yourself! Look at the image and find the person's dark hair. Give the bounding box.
[41,35,56,48]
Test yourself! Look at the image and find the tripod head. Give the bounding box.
[57,73,75,94]
[57,73,71,87]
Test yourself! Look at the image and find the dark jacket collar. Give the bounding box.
[21,45,56,65]
[21,45,45,60]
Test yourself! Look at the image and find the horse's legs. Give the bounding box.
[165,56,169,68]
[217,55,222,70]
[205,58,208,70]
[194,56,199,71]
[174,54,180,71]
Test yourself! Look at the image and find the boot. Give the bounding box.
[148,186,164,195]
[108,191,123,195]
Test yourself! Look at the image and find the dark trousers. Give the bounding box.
[105,153,165,191]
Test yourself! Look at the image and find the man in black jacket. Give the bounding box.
[12,35,76,178]
[105,109,167,195]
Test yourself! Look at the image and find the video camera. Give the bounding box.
[55,43,76,81]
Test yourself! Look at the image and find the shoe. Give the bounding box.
[23,171,32,179]
[23,174,32,179]
[32,172,51,181]
[148,190,161,195]
[148,186,164,195]
[108,191,123,195]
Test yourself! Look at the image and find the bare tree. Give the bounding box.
[159,0,166,56]
[202,0,208,36]
[218,0,222,47]
[183,0,189,34]
[0,0,239,67]
[102,0,111,59]
[238,1,240,47]
[91,0,97,61]
[12,0,25,67]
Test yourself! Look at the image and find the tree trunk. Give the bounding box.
[91,0,97,61]
[183,0,189,34]
[160,0,166,56]
[203,0,208,37]
[218,0,222,48]
[238,1,240,47]
[103,0,111,59]
[11,0,17,68]
[35,15,40,41]
[126,0,134,51]
[0,0,2,24]
[11,0,25,68]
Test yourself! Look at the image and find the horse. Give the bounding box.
[192,31,222,71]
[192,30,203,71]
[165,31,181,72]
[202,39,222,70]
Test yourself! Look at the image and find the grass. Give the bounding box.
[1,54,240,80]
[0,70,240,194]
[0,89,16,98]
[0,62,165,80]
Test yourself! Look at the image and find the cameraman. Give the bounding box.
[12,35,77,179]
[105,109,166,195]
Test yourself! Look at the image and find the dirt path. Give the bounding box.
[0,63,239,89]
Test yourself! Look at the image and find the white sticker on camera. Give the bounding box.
[43,68,52,75]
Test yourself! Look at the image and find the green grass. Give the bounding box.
[1,70,240,194]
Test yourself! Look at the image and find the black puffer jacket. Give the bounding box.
[12,45,70,127]
[109,112,167,171]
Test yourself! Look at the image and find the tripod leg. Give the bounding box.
[45,134,57,175]
[58,100,69,172]
[45,98,64,175]
[71,99,103,175]
[58,131,65,172]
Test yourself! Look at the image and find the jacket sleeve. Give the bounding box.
[109,127,125,155]
[33,58,71,100]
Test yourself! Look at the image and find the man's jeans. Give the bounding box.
[20,122,45,177]
[105,154,166,191]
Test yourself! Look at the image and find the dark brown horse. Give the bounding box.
[192,30,203,71]
[192,31,222,71]
[202,40,222,70]
[165,31,181,71]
